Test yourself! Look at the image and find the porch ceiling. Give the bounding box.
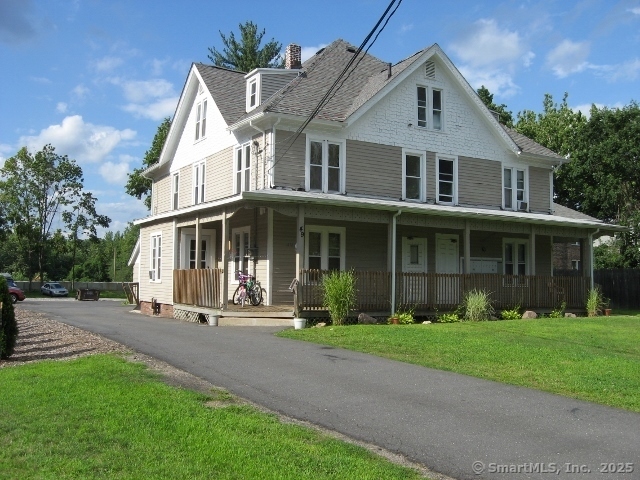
[243,189,626,234]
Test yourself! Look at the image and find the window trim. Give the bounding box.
[149,231,162,283]
[193,161,206,205]
[246,77,260,111]
[416,85,444,131]
[304,225,346,271]
[402,149,426,202]
[171,172,179,210]
[305,136,346,194]
[234,142,252,194]
[435,154,458,205]
[502,165,528,211]
[194,99,207,141]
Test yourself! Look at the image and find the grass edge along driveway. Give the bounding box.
[279,316,640,412]
[0,355,428,480]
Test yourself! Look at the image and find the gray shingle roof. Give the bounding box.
[500,125,564,159]
[194,63,246,125]
[552,203,603,222]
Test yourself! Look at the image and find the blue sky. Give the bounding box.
[1,0,639,234]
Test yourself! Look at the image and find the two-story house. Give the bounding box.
[131,40,623,321]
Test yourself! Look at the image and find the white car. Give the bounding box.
[41,282,69,297]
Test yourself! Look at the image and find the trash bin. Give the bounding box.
[76,289,100,301]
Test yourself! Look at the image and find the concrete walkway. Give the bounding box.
[19,300,640,480]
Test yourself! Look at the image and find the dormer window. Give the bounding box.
[249,80,257,108]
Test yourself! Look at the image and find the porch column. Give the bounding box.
[464,220,471,274]
[296,205,305,280]
[195,216,201,268]
[221,209,229,307]
[529,225,536,275]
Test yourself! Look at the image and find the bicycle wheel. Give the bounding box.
[250,283,263,306]
[232,285,242,305]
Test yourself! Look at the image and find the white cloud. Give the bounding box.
[29,76,51,84]
[93,55,124,73]
[546,39,590,78]
[122,96,178,121]
[99,160,130,185]
[301,44,328,63]
[18,115,136,164]
[112,78,175,103]
[73,84,89,99]
[629,7,640,15]
[595,58,640,82]
[448,19,533,98]
[572,102,625,118]
[95,200,148,234]
[56,102,68,113]
[399,24,413,34]
[148,58,169,76]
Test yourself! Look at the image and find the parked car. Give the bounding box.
[8,285,26,304]
[41,282,69,297]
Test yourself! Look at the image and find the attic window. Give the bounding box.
[425,61,435,79]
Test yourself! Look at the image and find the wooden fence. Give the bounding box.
[173,269,222,309]
[297,270,590,313]
[594,269,640,309]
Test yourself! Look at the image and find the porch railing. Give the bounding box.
[298,270,589,313]
[173,268,222,309]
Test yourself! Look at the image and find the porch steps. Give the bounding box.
[218,316,294,327]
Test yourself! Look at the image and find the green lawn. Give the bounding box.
[0,355,423,479]
[279,316,640,412]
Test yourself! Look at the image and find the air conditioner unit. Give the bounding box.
[518,201,528,211]
[149,270,155,281]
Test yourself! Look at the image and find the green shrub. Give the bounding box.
[395,308,415,325]
[0,276,19,359]
[322,270,357,326]
[549,301,566,318]
[500,305,521,320]
[437,312,460,323]
[586,287,606,317]
[462,289,494,321]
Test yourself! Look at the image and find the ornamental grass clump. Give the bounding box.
[586,287,606,317]
[462,289,494,321]
[322,270,357,326]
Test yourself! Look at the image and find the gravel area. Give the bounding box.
[0,308,131,368]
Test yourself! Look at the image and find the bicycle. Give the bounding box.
[232,271,263,306]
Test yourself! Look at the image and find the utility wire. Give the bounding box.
[268,0,403,176]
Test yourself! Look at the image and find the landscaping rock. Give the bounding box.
[564,313,577,318]
[522,310,538,319]
[314,322,327,328]
[358,313,378,325]
[422,321,432,324]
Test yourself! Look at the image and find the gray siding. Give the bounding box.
[536,235,552,276]
[346,140,402,198]
[426,151,436,202]
[458,156,501,208]
[529,166,550,213]
[274,129,306,189]
[207,146,234,201]
[272,212,296,305]
[260,72,298,103]
[154,175,171,215]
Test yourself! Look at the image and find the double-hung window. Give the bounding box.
[193,161,205,205]
[417,86,443,130]
[149,232,162,282]
[305,226,346,271]
[172,173,179,210]
[436,155,457,204]
[248,79,257,108]
[503,167,527,210]
[402,150,426,201]
[306,138,344,193]
[195,99,207,141]
[234,143,251,193]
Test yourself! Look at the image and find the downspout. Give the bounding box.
[589,228,600,289]
[390,210,402,314]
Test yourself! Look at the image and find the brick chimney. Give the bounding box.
[285,44,302,69]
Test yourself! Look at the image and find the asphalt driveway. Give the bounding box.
[18,300,640,480]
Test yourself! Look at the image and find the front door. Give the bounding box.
[401,237,427,304]
[436,234,459,305]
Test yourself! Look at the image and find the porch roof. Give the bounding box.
[243,189,626,234]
